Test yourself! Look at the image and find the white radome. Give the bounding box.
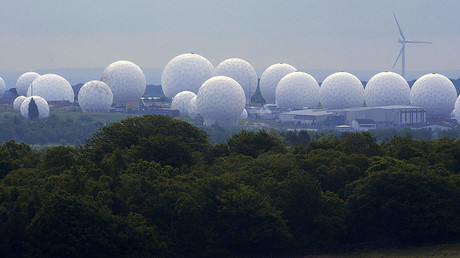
[410,73,457,115]
[239,109,248,119]
[320,72,364,109]
[16,72,40,96]
[454,99,460,124]
[27,74,74,102]
[161,53,214,98]
[365,72,410,106]
[276,72,320,109]
[188,96,200,119]
[259,63,296,104]
[196,76,245,127]
[13,96,27,112]
[0,77,6,98]
[171,91,196,116]
[101,60,146,108]
[455,101,460,124]
[20,96,49,119]
[78,80,113,112]
[214,58,258,103]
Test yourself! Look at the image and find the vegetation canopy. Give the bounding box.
[1,115,460,257]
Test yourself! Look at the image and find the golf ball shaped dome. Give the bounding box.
[276,72,320,109]
[171,91,196,116]
[78,80,113,112]
[0,77,5,97]
[101,61,146,107]
[161,53,214,98]
[214,58,258,102]
[27,74,74,102]
[20,96,49,119]
[239,109,248,119]
[196,76,245,126]
[365,72,410,106]
[16,72,40,96]
[320,72,364,109]
[188,96,200,119]
[410,73,457,115]
[13,96,27,111]
[259,63,296,104]
[454,99,460,124]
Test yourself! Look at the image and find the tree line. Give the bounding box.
[0,114,104,146]
[1,115,460,256]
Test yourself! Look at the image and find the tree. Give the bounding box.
[346,170,460,243]
[28,98,39,120]
[337,132,380,157]
[282,130,311,146]
[85,115,209,167]
[27,194,164,257]
[227,130,286,158]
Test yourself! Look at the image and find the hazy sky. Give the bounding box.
[1,0,459,80]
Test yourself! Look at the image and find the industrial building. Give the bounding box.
[331,105,426,127]
[279,105,426,128]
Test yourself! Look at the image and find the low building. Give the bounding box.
[419,124,451,131]
[279,109,334,125]
[330,105,426,127]
[352,119,377,131]
[335,125,353,132]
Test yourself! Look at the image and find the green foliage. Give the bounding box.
[1,116,460,256]
[337,132,380,157]
[281,130,311,146]
[346,170,460,242]
[227,130,286,158]
[85,115,209,167]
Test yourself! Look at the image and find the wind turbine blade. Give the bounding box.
[393,11,406,40]
[393,45,404,69]
[405,40,432,44]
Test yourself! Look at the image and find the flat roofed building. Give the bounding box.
[352,119,377,131]
[279,109,335,125]
[330,105,426,127]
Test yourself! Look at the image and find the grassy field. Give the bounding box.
[50,109,140,124]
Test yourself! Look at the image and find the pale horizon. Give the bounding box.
[1,0,459,85]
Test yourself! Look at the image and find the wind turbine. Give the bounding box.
[392,12,432,80]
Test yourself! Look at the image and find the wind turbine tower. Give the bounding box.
[392,12,432,80]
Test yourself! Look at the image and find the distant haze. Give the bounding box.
[2,68,460,89]
[1,0,459,86]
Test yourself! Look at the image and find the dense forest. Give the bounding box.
[1,115,460,257]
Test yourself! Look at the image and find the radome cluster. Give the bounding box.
[3,50,459,129]
[8,60,147,117]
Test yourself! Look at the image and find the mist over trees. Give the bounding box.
[1,115,460,256]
